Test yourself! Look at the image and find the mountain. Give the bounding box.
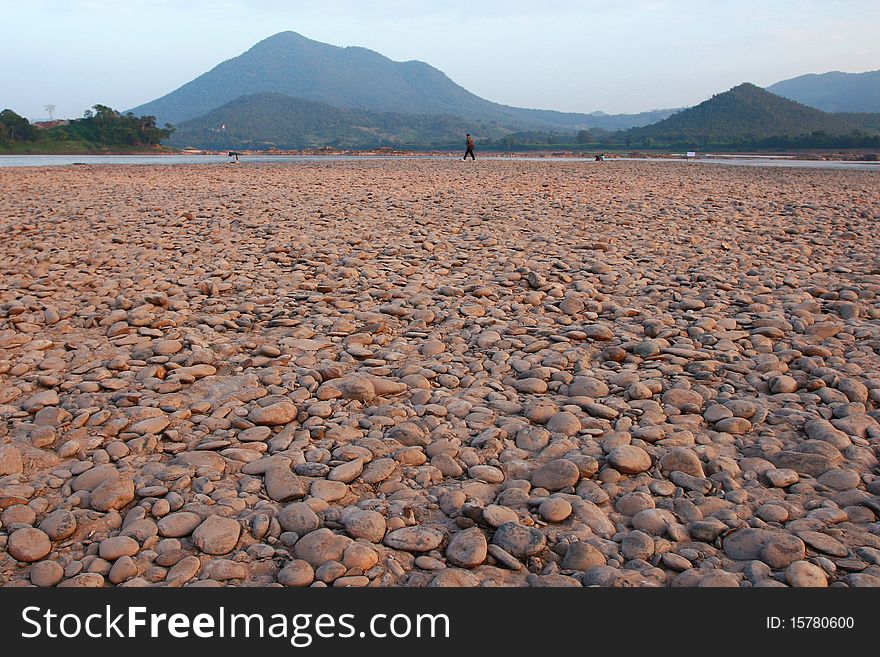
[626,83,868,146]
[836,112,880,132]
[767,70,880,113]
[130,31,674,131]
[167,92,505,149]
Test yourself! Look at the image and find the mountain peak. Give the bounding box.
[129,30,665,130]
[767,69,880,112]
[629,81,861,145]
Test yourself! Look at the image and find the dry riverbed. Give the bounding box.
[1,160,879,588]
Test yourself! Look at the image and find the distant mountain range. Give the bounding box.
[624,83,879,148]
[168,92,501,149]
[131,31,675,133]
[767,70,880,113]
[129,30,880,151]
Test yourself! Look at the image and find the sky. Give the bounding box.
[3,0,879,121]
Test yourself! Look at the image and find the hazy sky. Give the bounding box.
[4,0,879,121]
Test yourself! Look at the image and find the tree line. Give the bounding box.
[0,105,174,149]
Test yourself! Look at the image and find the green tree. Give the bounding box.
[0,109,38,142]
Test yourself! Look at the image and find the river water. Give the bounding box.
[1,153,879,170]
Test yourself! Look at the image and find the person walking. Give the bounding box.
[463,133,475,161]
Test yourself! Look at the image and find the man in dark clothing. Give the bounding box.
[463,133,475,160]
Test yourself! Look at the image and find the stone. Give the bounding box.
[158,511,202,537]
[569,377,609,398]
[492,522,546,559]
[342,509,386,543]
[279,502,320,536]
[659,448,704,477]
[385,422,429,447]
[445,527,488,568]
[248,402,297,426]
[622,530,655,561]
[99,536,139,560]
[545,412,581,436]
[538,497,572,523]
[607,445,652,474]
[90,478,135,512]
[482,504,519,527]
[109,556,138,584]
[796,531,848,557]
[264,465,305,501]
[192,516,241,555]
[0,444,23,476]
[30,560,64,587]
[294,529,353,566]
[531,459,580,490]
[561,541,605,571]
[384,526,444,552]
[765,468,799,488]
[786,561,828,587]
[769,375,798,394]
[771,451,836,477]
[8,527,52,562]
[39,509,77,541]
[762,533,807,569]
[278,560,315,587]
[662,388,703,413]
[328,459,364,483]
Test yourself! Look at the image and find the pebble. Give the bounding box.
[192,516,241,555]
[30,560,64,587]
[607,445,652,474]
[445,527,488,568]
[8,527,52,562]
[786,560,828,587]
[531,459,581,490]
[384,526,445,553]
[492,522,546,559]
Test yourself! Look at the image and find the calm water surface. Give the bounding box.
[1,153,878,170]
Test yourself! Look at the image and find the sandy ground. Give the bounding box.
[1,159,879,588]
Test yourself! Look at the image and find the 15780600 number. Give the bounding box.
[789,617,854,629]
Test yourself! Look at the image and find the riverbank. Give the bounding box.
[0,141,174,155]
[1,160,879,588]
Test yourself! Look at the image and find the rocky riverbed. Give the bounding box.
[1,159,879,587]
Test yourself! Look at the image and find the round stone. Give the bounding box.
[158,511,202,537]
[561,541,605,571]
[482,504,519,527]
[99,536,140,560]
[39,509,78,541]
[8,527,52,562]
[278,503,320,536]
[278,560,315,587]
[545,412,581,436]
[607,445,652,474]
[538,498,573,523]
[192,516,241,555]
[786,560,828,587]
[659,448,704,477]
[445,527,488,568]
[294,528,353,566]
[531,459,580,490]
[492,522,546,559]
[90,477,135,512]
[384,526,444,553]
[30,560,64,586]
[248,401,297,426]
[342,509,386,543]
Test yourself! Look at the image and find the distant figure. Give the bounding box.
[463,134,475,161]
[595,153,605,161]
[228,151,240,163]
